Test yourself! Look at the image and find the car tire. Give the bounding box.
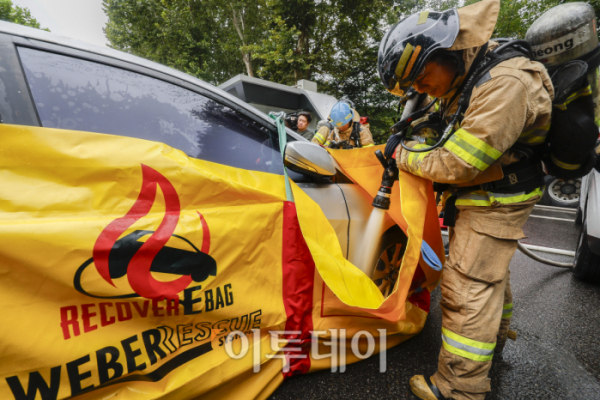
[371,226,408,297]
[540,176,581,208]
[573,222,600,284]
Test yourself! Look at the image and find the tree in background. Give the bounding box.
[252,0,407,142]
[103,0,600,144]
[103,0,267,84]
[0,0,48,30]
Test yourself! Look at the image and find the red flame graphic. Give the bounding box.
[93,164,208,300]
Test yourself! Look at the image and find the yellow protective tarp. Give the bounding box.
[0,125,442,400]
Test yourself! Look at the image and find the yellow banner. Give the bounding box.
[0,125,442,399]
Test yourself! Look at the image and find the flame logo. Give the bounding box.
[75,164,216,300]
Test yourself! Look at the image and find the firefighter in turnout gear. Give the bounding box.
[312,101,375,148]
[377,0,553,399]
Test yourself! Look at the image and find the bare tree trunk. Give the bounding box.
[231,5,254,77]
[296,30,310,80]
[242,52,254,77]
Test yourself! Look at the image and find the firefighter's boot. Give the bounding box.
[409,375,447,400]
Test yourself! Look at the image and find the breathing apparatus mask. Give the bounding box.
[384,90,452,158]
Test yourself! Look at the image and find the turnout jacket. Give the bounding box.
[396,41,554,207]
[312,109,375,148]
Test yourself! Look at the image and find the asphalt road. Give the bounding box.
[269,209,600,400]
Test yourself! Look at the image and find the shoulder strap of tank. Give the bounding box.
[456,40,533,121]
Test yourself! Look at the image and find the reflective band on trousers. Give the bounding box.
[502,303,513,319]
[444,128,502,171]
[519,123,550,145]
[454,187,543,207]
[441,327,495,362]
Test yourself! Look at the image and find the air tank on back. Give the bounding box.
[526,2,600,125]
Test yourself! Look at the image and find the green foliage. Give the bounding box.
[103,0,600,144]
[103,0,268,84]
[0,0,48,30]
[251,0,414,142]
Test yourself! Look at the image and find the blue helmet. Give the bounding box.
[330,102,354,128]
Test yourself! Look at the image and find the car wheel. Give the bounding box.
[371,227,407,297]
[540,176,581,208]
[573,222,600,284]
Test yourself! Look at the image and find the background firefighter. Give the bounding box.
[377,0,554,399]
[312,101,375,148]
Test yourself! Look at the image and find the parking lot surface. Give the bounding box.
[270,208,600,400]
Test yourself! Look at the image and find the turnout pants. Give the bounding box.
[433,199,536,400]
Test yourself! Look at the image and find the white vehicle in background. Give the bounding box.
[574,160,600,284]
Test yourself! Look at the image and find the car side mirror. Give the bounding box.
[284,141,336,177]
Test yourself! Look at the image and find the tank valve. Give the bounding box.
[372,149,399,210]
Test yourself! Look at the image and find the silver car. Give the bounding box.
[0,21,405,295]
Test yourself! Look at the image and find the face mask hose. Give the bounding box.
[372,149,399,210]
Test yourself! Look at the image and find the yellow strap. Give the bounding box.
[551,154,581,170]
[362,143,374,147]
[554,85,592,110]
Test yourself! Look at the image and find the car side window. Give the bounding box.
[17,47,283,175]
